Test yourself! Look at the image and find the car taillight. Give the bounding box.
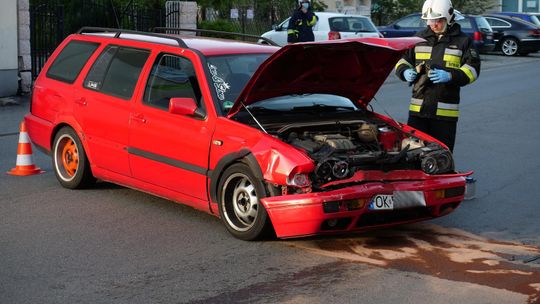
[473,31,483,41]
[528,29,540,36]
[328,31,341,40]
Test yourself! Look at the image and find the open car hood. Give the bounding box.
[228,37,424,117]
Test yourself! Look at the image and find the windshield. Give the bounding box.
[206,53,272,113]
[329,17,378,32]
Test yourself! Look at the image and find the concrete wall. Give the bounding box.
[0,0,19,97]
[19,0,32,94]
[166,1,198,34]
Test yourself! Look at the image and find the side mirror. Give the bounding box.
[169,97,205,119]
[394,24,401,29]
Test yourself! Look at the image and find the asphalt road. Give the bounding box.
[1,53,540,304]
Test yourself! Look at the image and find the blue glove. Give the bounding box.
[428,68,452,84]
[403,69,417,82]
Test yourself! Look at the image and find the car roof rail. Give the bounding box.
[153,27,281,47]
[77,27,188,48]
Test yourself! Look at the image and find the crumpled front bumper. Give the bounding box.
[261,175,467,238]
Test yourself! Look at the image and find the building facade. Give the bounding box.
[321,0,372,16]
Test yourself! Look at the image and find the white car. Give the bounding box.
[261,12,382,46]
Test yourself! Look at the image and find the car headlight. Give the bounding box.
[421,150,454,174]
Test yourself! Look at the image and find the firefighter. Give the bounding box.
[395,0,480,152]
[287,0,318,44]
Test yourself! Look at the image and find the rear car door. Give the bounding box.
[128,50,213,202]
[78,45,150,176]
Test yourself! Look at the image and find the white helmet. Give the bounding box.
[421,0,455,24]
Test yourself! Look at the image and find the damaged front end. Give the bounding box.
[278,118,454,190]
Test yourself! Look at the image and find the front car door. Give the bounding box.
[128,49,213,206]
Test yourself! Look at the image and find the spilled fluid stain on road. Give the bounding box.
[286,224,540,304]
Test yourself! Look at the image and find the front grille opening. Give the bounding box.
[321,217,352,231]
[356,208,432,227]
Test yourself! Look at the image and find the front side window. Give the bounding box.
[456,18,473,29]
[206,54,271,114]
[46,40,99,83]
[143,54,202,111]
[84,46,150,100]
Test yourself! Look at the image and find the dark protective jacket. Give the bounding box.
[395,23,481,121]
[287,9,318,43]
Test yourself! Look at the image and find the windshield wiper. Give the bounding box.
[291,104,356,112]
[247,106,285,113]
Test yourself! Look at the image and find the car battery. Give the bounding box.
[378,127,399,151]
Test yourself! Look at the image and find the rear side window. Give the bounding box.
[84,46,150,100]
[143,54,202,111]
[329,17,377,32]
[46,40,99,83]
[456,18,473,29]
[475,17,493,32]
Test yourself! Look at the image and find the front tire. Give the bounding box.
[218,163,271,240]
[501,37,519,56]
[52,127,95,189]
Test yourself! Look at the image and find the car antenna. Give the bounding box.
[242,102,268,134]
[371,97,402,128]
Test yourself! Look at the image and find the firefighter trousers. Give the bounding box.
[407,116,457,152]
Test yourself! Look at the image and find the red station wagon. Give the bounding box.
[25,27,470,240]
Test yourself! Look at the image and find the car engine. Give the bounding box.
[277,120,454,187]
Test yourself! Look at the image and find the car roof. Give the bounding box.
[180,36,279,56]
[77,31,279,57]
[485,14,538,26]
[315,12,371,19]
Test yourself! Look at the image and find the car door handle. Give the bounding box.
[74,97,87,106]
[131,113,147,124]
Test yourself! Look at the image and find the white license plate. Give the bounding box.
[369,194,394,210]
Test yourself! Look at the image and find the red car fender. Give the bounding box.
[250,139,315,186]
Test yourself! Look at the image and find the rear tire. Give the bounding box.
[52,127,95,189]
[217,163,271,240]
[501,37,519,56]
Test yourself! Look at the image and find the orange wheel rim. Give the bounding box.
[61,138,79,177]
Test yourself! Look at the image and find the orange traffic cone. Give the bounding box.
[7,121,44,176]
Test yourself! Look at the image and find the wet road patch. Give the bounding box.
[287,224,540,304]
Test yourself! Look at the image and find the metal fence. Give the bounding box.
[29,0,165,79]
[29,0,296,79]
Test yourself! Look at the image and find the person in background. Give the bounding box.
[287,0,318,44]
[395,0,480,152]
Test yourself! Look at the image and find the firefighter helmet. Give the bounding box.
[421,0,455,24]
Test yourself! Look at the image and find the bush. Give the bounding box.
[198,19,239,39]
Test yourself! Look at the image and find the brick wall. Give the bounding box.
[18,0,32,94]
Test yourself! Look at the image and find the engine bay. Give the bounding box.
[276,119,454,188]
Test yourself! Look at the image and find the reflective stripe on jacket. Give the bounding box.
[395,23,481,121]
